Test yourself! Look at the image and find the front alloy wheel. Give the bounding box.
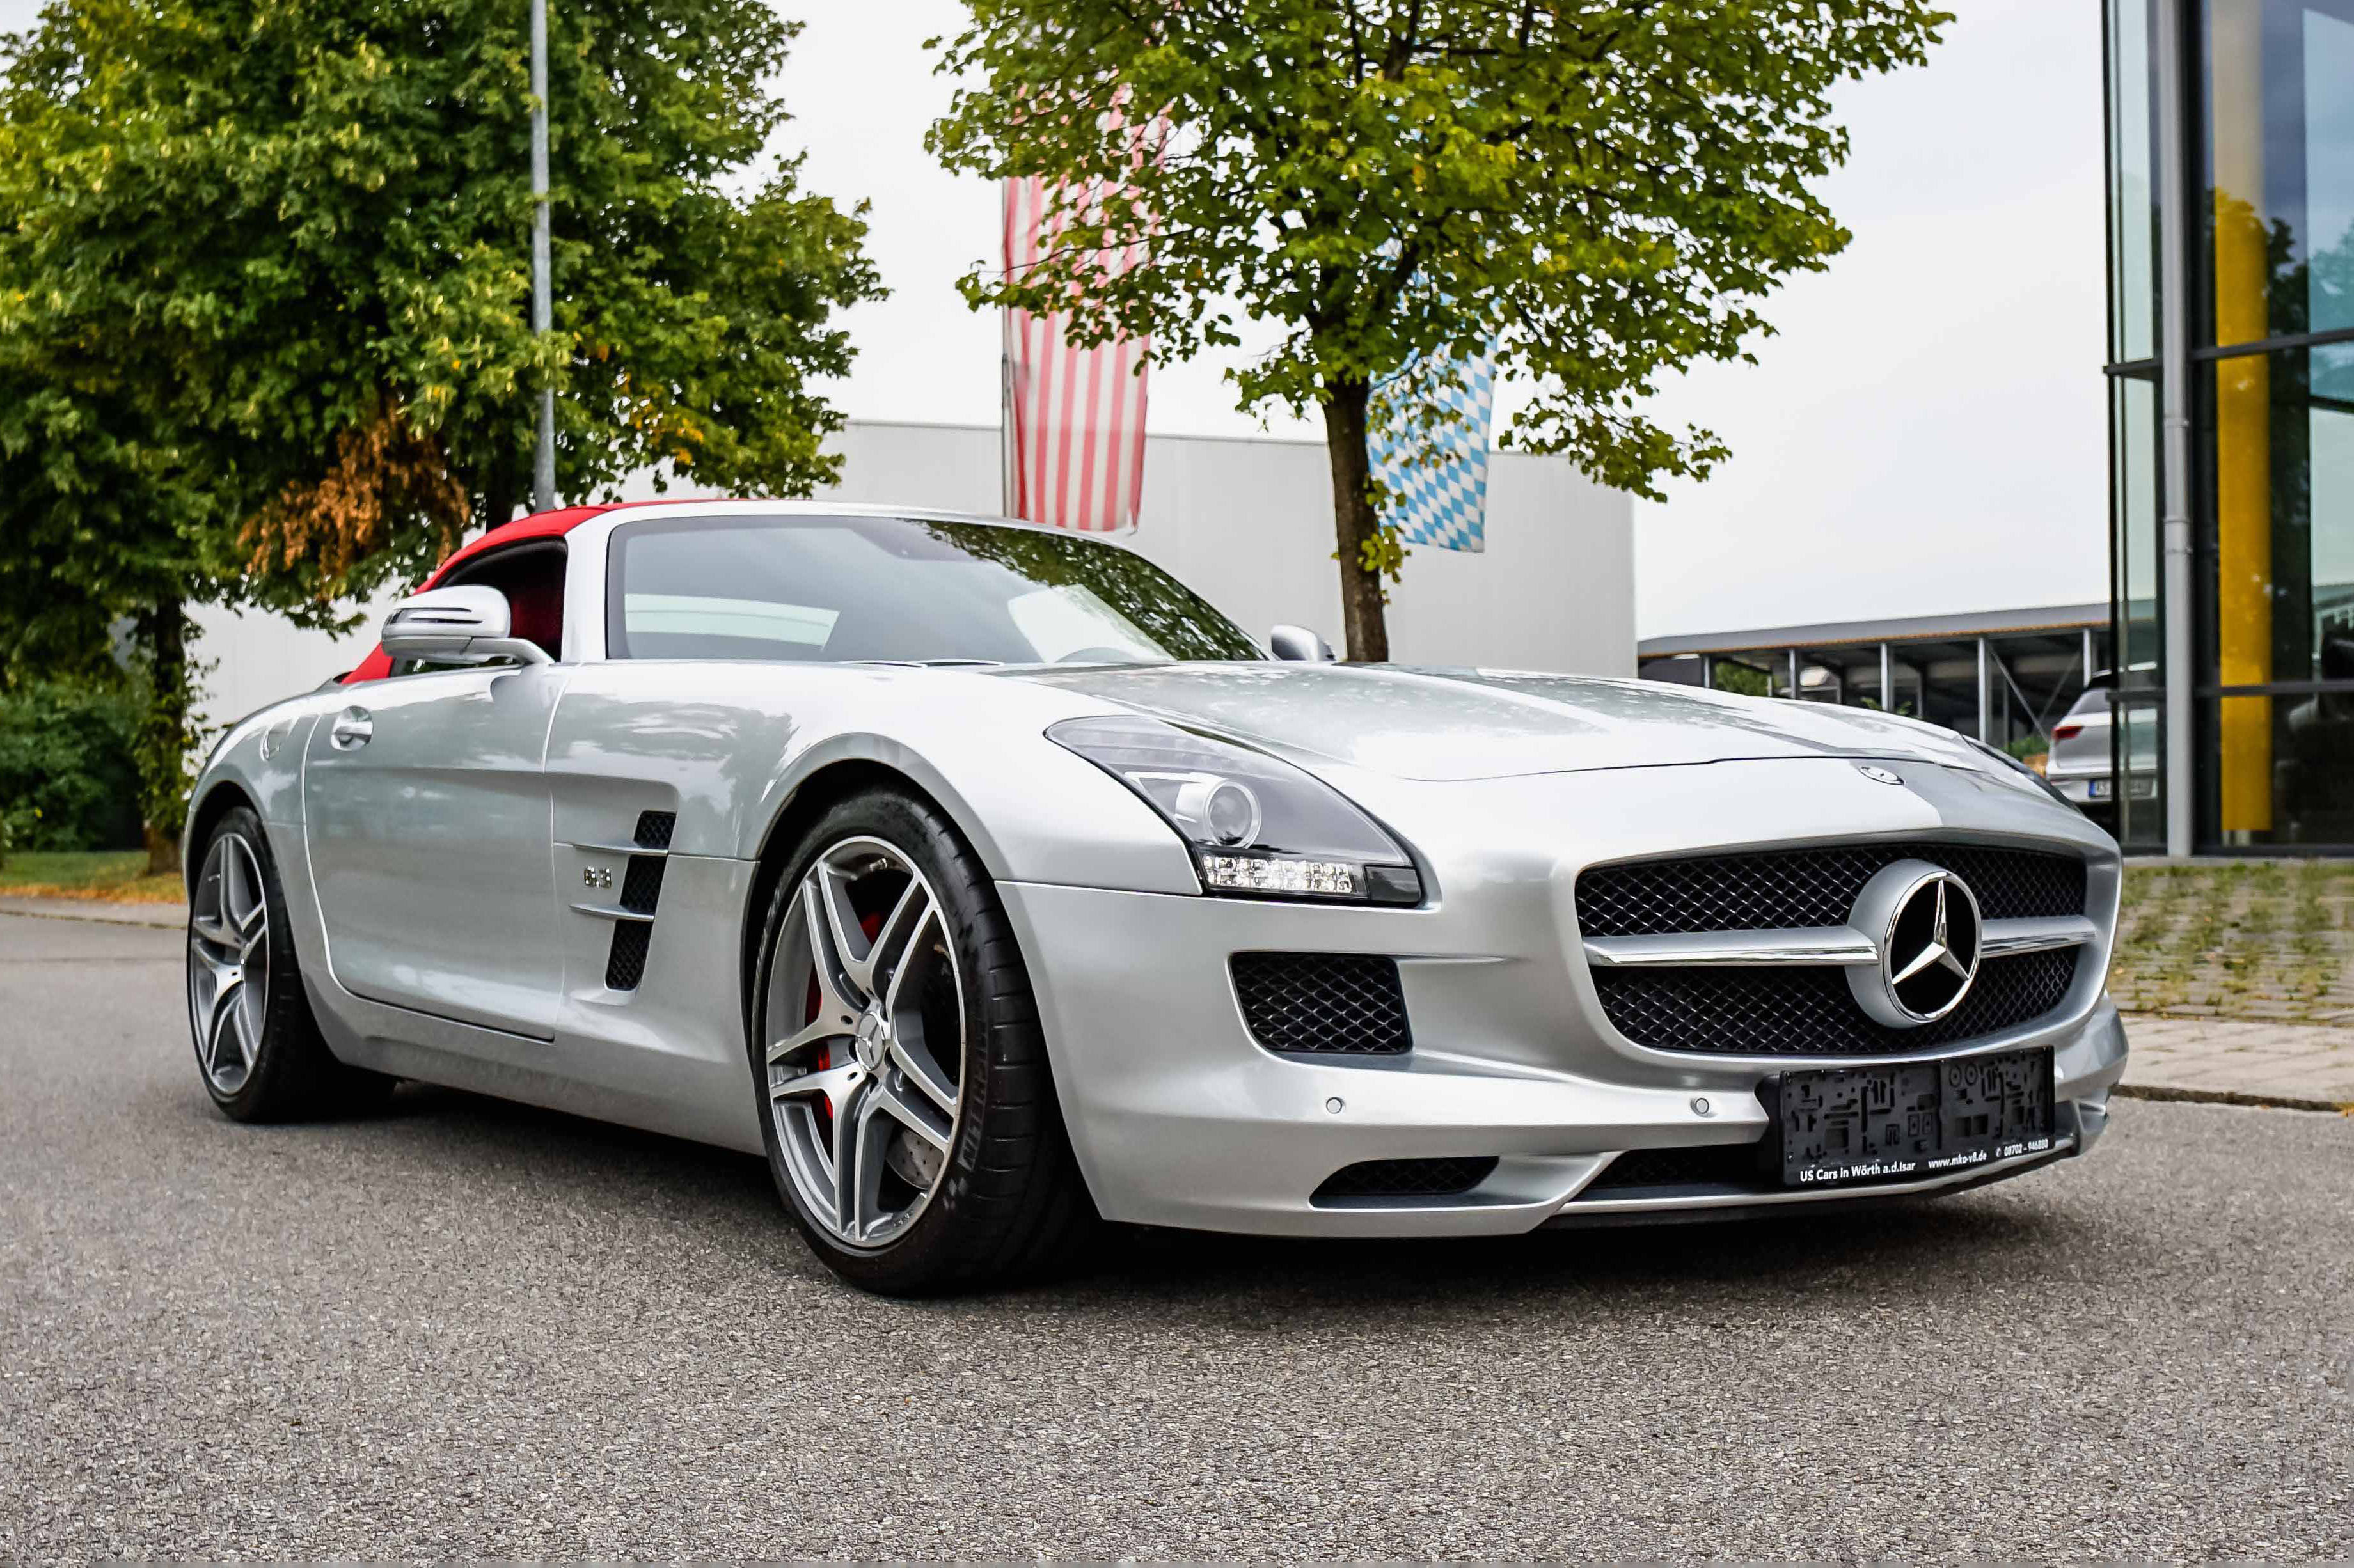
[750,788,1096,1294]
[764,836,965,1250]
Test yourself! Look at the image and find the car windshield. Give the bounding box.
[608,514,1265,664]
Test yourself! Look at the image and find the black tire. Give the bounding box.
[186,805,391,1122]
[748,786,1098,1296]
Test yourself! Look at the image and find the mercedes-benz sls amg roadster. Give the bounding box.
[184,500,2128,1293]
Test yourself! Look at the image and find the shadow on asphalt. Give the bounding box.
[167,1073,2097,1315]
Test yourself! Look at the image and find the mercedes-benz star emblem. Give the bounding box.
[1845,860,1982,1028]
[1856,764,1903,785]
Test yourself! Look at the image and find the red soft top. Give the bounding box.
[340,499,720,684]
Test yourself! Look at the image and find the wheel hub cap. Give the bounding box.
[853,1006,889,1072]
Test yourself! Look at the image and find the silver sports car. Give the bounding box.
[185,500,2128,1294]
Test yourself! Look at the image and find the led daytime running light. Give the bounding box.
[1199,852,1360,897]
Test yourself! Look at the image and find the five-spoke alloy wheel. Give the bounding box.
[185,803,387,1121]
[750,788,1095,1295]
[764,836,965,1249]
[188,830,273,1097]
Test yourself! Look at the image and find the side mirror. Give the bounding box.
[380,585,551,667]
[1268,623,1337,662]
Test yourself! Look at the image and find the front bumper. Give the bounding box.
[997,755,2127,1239]
[1001,879,2126,1237]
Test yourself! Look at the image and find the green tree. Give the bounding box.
[1,0,882,867]
[930,1,1948,660]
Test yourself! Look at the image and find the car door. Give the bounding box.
[303,661,569,1038]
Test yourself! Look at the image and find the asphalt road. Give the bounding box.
[3,910,2350,1560]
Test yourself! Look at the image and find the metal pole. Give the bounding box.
[2082,625,2097,686]
[1000,315,1016,517]
[1879,641,1893,714]
[530,0,556,515]
[1787,647,1800,702]
[2156,0,2196,855]
[1977,637,1993,742]
[1700,654,1714,691]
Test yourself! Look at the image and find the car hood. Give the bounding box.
[1006,663,2000,782]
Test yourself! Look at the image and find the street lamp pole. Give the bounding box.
[530,0,556,515]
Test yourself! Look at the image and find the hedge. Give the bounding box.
[0,680,145,856]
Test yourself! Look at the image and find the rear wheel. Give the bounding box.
[187,805,388,1121]
[750,788,1095,1295]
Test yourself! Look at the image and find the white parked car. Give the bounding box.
[2042,670,2160,820]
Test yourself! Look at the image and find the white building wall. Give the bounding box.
[191,421,1633,726]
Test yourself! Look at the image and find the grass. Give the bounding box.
[0,849,185,904]
[2109,859,2354,1023]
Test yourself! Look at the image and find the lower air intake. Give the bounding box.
[1312,1157,1499,1203]
[1230,952,1411,1055]
[1579,1143,1768,1196]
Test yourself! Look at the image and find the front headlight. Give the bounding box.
[1048,716,1424,904]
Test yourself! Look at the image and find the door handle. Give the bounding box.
[329,707,374,749]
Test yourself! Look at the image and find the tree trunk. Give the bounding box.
[481,443,521,535]
[132,599,191,877]
[1320,378,1391,662]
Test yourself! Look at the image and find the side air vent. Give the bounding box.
[605,923,652,991]
[1230,952,1411,1055]
[1312,1157,1498,1204]
[604,811,679,991]
[619,856,667,916]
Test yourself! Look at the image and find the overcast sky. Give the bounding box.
[3,0,2109,639]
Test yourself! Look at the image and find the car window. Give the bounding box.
[606,514,1264,664]
[2060,687,2112,721]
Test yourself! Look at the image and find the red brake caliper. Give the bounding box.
[803,908,885,1139]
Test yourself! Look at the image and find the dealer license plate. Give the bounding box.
[1770,1048,2055,1189]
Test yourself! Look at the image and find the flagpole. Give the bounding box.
[530,0,556,515]
[1000,302,1015,519]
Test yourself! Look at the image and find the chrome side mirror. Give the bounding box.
[380,585,551,666]
[1268,623,1336,662]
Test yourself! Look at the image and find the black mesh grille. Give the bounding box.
[1313,1157,1498,1202]
[603,813,675,992]
[605,922,651,991]
[1592,948,2080,1057]
[1231,953,1411,1054]
[1581,1143,1767,1195]
[1577,842,2086,937]
[619,856,667,916]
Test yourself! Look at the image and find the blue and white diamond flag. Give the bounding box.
[1368,337,1497,553]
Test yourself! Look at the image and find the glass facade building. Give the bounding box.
[2107,0,2354,851]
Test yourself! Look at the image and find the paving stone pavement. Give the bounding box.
[2119,1012,2354,1111]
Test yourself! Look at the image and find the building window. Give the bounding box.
[2195,0,2354,845]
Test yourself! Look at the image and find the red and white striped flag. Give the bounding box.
[1001,169,1152,533]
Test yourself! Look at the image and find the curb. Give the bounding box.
[2113,1081,2353,1116]
[0,901,188,930]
